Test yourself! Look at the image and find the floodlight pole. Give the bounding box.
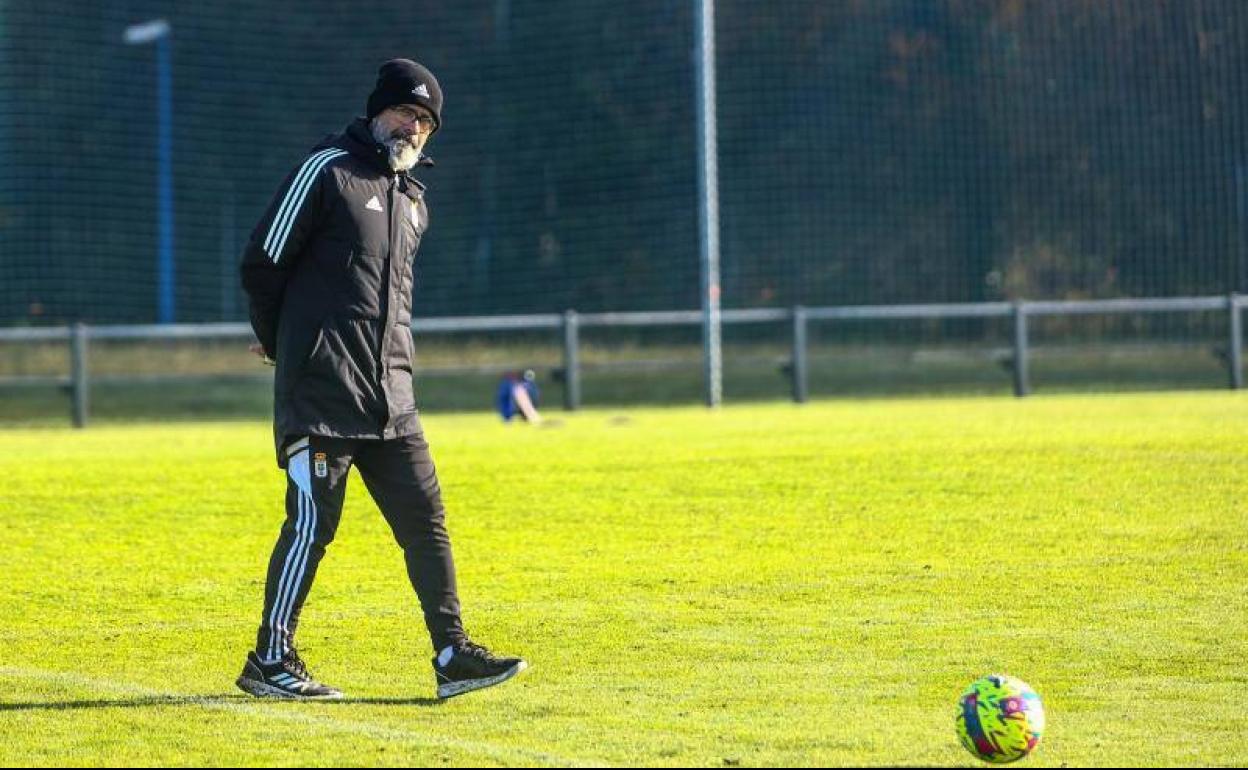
[694,0,722,407]
[124,19,175,324]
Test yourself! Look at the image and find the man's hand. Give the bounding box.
[249,342,276,366]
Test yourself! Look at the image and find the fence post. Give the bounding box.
[1230,293,1244,390]
[562,309,581,410]
[791,305,808,403]
[71,323,89,428]
[1012,301,1030,397]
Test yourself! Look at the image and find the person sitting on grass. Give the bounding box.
[496,369,542,423]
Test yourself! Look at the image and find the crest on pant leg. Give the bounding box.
[313,452,328,479]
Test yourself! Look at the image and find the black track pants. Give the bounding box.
[254,426,465,661]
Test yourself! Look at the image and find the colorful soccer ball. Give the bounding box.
[955,674,1045,763]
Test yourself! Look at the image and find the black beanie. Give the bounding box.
[366,58,443,132]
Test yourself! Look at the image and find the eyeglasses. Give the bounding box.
[392,105,436,132]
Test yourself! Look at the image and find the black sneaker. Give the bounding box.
[235,650,344,700]
[433,640,528,699]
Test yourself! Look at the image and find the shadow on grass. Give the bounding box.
[0,694,443,711]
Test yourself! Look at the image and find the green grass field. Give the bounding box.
[1,393,1245,766]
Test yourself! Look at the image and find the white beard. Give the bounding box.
[370,118,424,172]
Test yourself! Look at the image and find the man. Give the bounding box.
[496,369,542,423]
[237,58,526,700]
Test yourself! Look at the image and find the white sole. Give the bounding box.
[437,660,528,699]
[235,675,345,700]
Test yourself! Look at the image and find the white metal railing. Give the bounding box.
[0,294,1242,426]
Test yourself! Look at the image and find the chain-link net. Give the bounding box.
[1,0,1245,415]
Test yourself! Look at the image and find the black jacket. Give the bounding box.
[240,118,430,464]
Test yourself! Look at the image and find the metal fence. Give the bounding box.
[1,295,1242,427]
